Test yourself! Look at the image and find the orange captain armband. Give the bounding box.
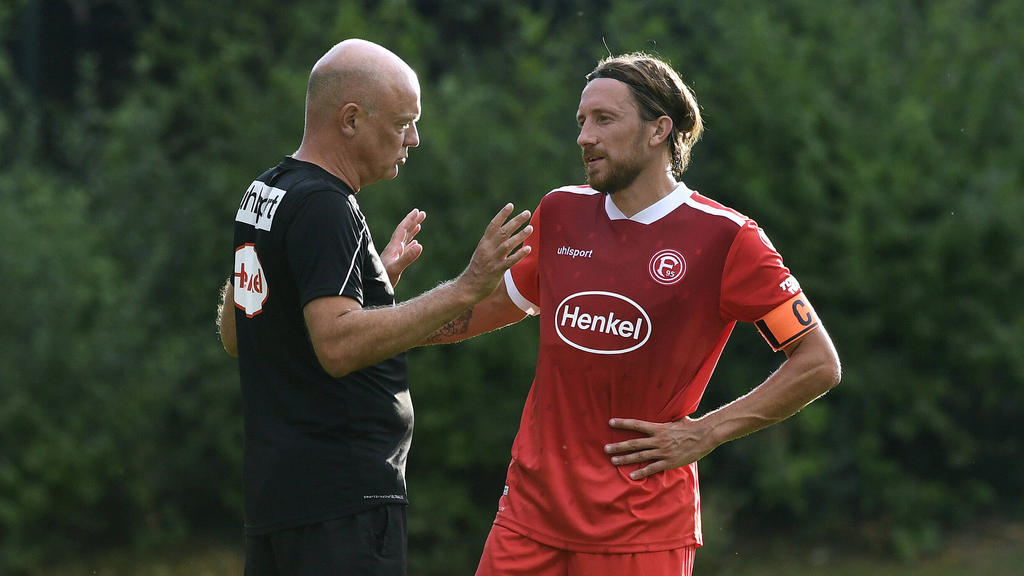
[755,293,820,351]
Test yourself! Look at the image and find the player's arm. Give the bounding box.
[605,322,840,480]
[418,276,528,346]
[686,324,840,450]
[217,278,238,357]
[304,204,532,378]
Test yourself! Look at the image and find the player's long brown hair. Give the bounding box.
[586,52,703,178]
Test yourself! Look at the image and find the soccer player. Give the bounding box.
[424,52,842,576]
[216,39,532,576]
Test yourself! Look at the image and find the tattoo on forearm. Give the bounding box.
[425,309,473,344]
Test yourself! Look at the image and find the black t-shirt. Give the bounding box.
[232,157,412,535]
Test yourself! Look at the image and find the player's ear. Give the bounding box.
[649,116,673,146]
[338,103,360,136]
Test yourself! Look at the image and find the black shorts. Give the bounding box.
[245,504,407,576]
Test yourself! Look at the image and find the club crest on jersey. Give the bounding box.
[233,244,269,317]
[648,249,686,285]
[555,291,652,355]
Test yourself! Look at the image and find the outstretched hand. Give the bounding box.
[457,203,533,302]
[604,417,716,480]
[381,209,427,288]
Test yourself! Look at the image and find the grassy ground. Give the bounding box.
[32,542,244,576]
[704,521,1024,576]
[33,522,1024,576]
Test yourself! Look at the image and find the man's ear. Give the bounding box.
[338,103,360,136]
[649,116,673,146]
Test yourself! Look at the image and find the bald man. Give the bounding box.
[216,39,532,576]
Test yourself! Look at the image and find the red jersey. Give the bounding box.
[498,183,818,552]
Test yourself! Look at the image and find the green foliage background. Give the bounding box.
[1,0,1021,573]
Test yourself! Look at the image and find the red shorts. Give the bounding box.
[474,524,695,576]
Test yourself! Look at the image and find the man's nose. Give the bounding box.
[577,124,596,147]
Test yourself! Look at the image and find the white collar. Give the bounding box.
[605,182,695,224]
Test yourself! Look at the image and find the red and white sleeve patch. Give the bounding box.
[755,293,819,351]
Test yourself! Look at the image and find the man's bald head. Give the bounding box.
[303,39,418,130]
[294,39,421,190]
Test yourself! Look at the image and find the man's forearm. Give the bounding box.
[423,308,475,345]
[697,328,841,448]
[306,278,481,377]
[418,280,527,347]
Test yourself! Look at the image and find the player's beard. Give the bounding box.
[584,153,644,195]
[582,136,647,195]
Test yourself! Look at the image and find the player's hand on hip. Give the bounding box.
[381,208,426,288]
[604,417,715,480]
[458,203,532,301]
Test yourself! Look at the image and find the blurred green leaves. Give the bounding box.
[1,0,1022,573]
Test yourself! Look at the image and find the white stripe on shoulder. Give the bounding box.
[683,194,747,227]
[338,208,368,296]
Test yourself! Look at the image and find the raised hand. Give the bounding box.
[380,209,427,288]
[457,203,533,302]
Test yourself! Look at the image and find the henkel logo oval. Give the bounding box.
[554,291,652,355]
[233,244,269,317]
